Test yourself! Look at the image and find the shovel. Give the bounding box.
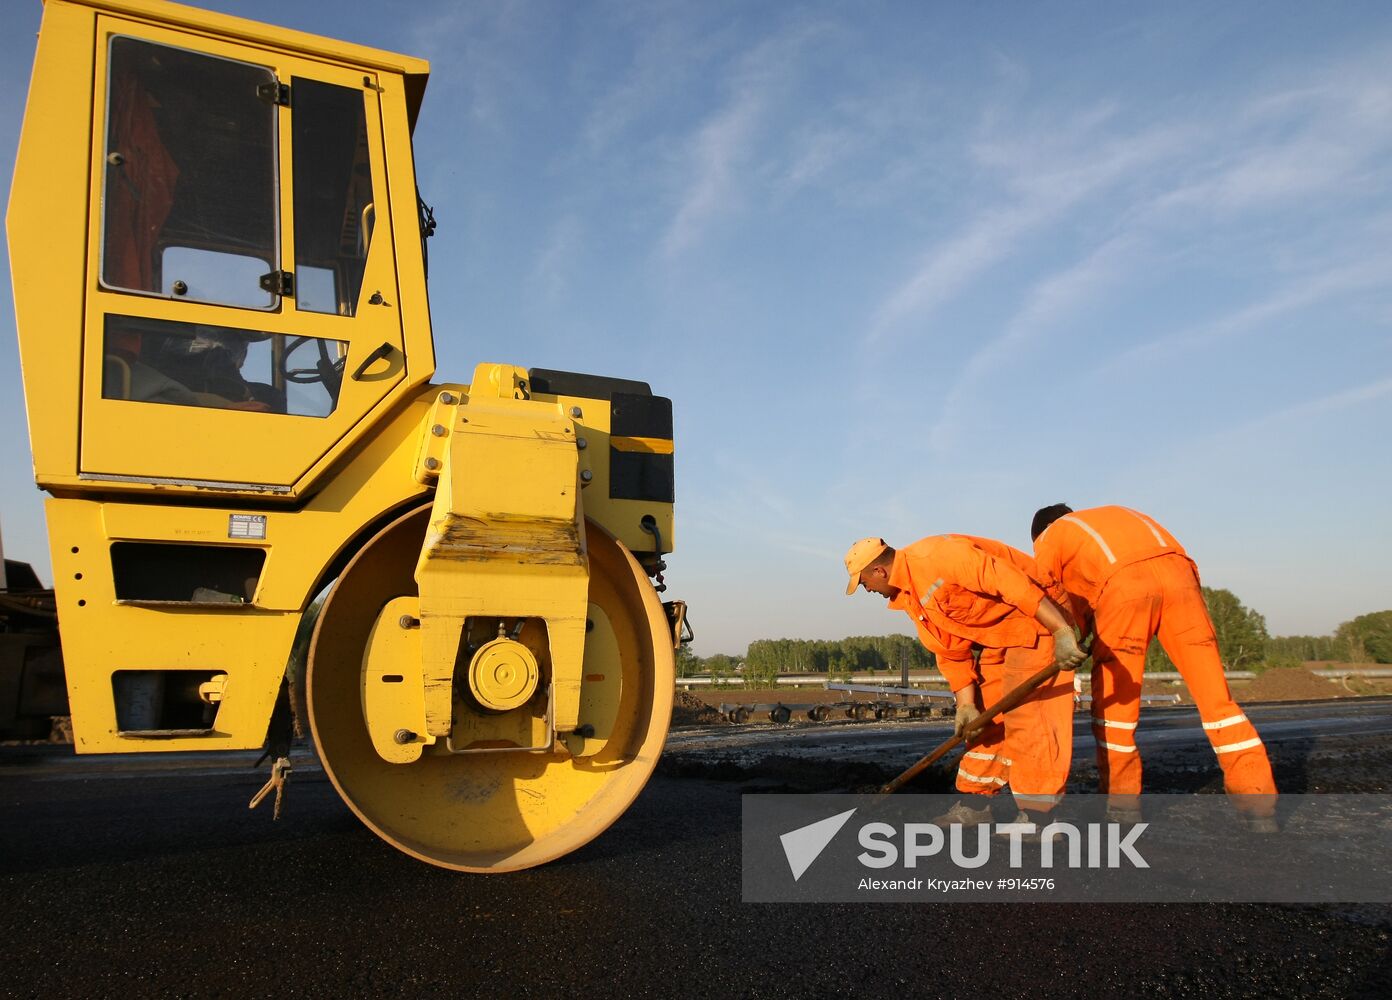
[879,660,1064,795]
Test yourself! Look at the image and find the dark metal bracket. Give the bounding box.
[257,80,291,106]
[259,270,294,297]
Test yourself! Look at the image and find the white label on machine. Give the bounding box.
[228,514,268,540]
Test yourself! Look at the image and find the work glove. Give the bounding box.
[953,701,981,738]
[1052,626,1087,671]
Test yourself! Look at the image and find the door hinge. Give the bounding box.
[257,80,291,107]
[259,269,294,297]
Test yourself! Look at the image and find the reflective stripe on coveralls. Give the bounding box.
[1059,515,1117,564]
[1092,716,1139,755]
[1037,509,1277,809]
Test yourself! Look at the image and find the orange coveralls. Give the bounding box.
[888,535,1074,812]
[950,646,1010,796]
[1033,506,1276,805]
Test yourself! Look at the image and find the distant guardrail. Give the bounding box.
[826,682,955,701]
[1145,672,1255,681]
[675,673,947,688]
[674,667,1392,688]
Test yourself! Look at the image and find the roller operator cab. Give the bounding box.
[7,0,682,871]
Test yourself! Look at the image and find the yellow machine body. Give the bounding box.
[7,0,678,871]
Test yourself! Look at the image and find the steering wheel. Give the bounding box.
[282,336,345,398]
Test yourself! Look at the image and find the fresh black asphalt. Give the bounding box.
[3,700,1390,998]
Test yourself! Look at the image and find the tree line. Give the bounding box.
[676,634,935,681]
[1145,593,1391,672]
[679,591,1392,680]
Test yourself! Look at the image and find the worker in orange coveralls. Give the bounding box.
[844,535,1088,825]
[1030,504,1277,829]
[931,538,1093,823]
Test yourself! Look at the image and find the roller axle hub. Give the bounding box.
[468,636,540,712]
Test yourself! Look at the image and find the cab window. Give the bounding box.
[101,36,278,309]
[102,315,345,418]
[292,79,375,316]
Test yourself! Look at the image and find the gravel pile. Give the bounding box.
[670,689,727,728]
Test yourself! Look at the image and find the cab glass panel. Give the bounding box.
[100,35,278,309]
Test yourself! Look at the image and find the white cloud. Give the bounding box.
[859,37,1392,462]
[777,125,858,193]
[532,215,582,300]
[660,93,765,257]
[867,115,1191,340]
[657,19,830,257]
[580,4,711,153]
[405,2,543,129]
[924,232,1144,453]
[1224,374,1392,439]
[869,201,1048,336]
[865,36,1392,351]
[1098,253,1392,376]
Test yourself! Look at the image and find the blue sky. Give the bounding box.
[2,1,1390,655]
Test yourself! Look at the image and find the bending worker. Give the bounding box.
[930,543,1083,822]
[1030,504,1277,824]
[845,535,1087,823]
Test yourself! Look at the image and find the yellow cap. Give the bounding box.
[844,537,888,594]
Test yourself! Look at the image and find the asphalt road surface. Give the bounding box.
[665,698,1392,788]
[3,700,1391,998]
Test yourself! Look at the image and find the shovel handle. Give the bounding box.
[879,661,1063,795]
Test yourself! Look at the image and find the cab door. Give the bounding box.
[79,17,406,490]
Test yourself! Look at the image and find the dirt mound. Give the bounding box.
[671,689,727,728]
[1241,667,1341,702]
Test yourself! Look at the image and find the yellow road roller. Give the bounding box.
[6,0,683,871]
